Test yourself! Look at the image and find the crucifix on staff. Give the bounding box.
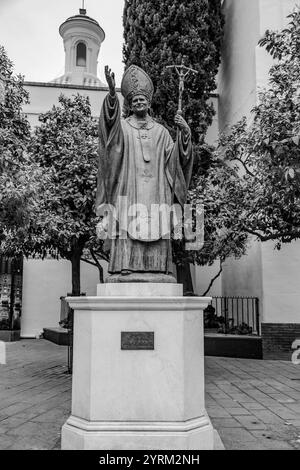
[166,60,198,116]
[164,61,198,273]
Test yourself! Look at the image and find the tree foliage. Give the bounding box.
[219,7,300,248]
[6,94,107,294]
[0,46,37,234]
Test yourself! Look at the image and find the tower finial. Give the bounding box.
[80,0,86,15]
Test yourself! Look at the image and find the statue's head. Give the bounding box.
[121,65,154,117]
[129,94,150,117]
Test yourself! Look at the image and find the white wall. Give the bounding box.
[206,96,219,145]
[21,258,107,338]
[23,82,121,128]
[192,262,222,297]
[256,0,298,91]
[222,240,263,298]
[218,0,260,133]
[261,241,300,323]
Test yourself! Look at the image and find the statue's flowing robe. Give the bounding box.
[96,93,193,274]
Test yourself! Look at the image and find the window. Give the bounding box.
[76,42,86,67]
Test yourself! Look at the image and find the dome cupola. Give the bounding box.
[53,7,105,87]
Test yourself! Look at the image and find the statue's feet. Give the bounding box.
[121,270,132,276]
[106,272,177,283]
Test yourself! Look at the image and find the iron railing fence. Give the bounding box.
[207,296,260,336]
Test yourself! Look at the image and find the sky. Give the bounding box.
[0,0,125,86]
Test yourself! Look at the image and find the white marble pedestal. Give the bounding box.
[61,283,214,450]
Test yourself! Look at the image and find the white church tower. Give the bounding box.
[53,7,105,87]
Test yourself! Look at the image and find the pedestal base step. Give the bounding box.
[62,415,214,450]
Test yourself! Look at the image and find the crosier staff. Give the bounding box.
[165,61,198,275]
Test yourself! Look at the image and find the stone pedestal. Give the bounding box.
[61,284,214,450]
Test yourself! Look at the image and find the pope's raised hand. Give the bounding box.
[105,65,116,96]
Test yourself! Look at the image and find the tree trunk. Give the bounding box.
[71,248,82,296]
[176,260,194,296]
[98,263,104,284]
[90,249,104,283]
[68,243,84,374]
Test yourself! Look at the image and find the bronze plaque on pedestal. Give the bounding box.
[121,332,154,350]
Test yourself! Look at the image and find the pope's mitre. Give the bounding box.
[121,65,154,103]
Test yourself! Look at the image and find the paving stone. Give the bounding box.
[218,427,258,442]
[32,408,70,423]
[250,428,299,449]
[250,409,285,424]
[224,407,251,416]
[242,402,266,410]
[206,407,231,418]
[0,416,32,430]
[217,429,267,450]
[285,420,300,428]
[269,407,298,420]
[0,402,35,417]
[255,439,295,450]
[268,393,297,404]
[5,437,53,450]
[6,421,62,443]
[233,415,267,430]
[284,403,300,414]
[0,434,16,449]
[211,417,243,428]
[213,399,241,407]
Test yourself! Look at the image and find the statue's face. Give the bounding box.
[130,94,150,116]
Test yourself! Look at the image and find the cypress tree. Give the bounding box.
[123,0,224,142]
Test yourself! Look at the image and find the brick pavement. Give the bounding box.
[206,356,300,449]
[0,340,299,450]
[0,340,71,450]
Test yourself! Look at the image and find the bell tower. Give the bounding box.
[53,6,105,86]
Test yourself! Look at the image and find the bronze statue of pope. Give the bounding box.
[96,65,194,283]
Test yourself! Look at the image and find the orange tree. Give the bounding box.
[0,46,39,239]
[6,94,108,295]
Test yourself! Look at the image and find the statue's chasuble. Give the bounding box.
[96,93,193,274]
